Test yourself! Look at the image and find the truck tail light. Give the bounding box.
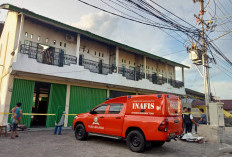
[158,118,169,132]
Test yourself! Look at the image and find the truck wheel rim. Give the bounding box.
[131,136,140,147]
[77,127,83,136]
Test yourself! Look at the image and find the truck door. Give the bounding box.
[86,104,108,134]
[104,104,124,136]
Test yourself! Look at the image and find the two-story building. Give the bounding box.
[0,4,189,128]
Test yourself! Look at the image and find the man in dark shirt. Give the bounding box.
[195,108,207,134]
[182,107,187,133]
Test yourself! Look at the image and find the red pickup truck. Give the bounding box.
[73,94,183,152]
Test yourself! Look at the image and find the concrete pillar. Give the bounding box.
[13,14,24,63]
[64,84,71,127]
[116,47,119,73]
[76,34,81,59]
[0,74,14,125]
[166,63,168,83]
[144,56,146,79]
[182,67,185,84]
[107,88,110,98]
[174,67,176,80]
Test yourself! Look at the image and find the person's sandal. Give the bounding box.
[15,135,19,137]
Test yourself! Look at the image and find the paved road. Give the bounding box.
[0,128,231,157]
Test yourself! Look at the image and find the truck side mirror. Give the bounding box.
[89,110,94,114]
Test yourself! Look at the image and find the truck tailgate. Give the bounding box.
[167,116,183,134]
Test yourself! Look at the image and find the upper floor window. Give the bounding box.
[64,43,66,48]
[102,53,104,57]
[25,32,28,37]
[37,36,40,41]
[30,34,33,39]
[53,40,56,45]
[60,42,62,46]
[46,38,48,43]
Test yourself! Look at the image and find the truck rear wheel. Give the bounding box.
[126,130,145,152]
[75,124,88,140]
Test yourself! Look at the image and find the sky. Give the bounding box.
[0,0,232,99]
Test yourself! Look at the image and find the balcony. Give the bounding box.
[118,67,145,81]
[17,43,185,93]
[168,79,184,88]
[19,44,77,67]
[146,74,184,88]
[79,57,117,75]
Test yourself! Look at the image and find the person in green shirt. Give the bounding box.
[54,106,65,135]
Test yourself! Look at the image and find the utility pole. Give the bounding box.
[192,0,211,124]
[200,0,211,124]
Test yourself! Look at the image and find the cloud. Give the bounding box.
[208,81,232,100]
[71,12,120,38]
[63,1,232,99]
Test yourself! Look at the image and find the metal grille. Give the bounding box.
[20,44,77,66]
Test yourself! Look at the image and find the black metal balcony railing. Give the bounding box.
[168,79,184,88]
[146,74,167,85]
[118,67,145,81]
[79,58,117,75]
[146,74,184,88]
[20,44,77,67]
[118,67,135,80]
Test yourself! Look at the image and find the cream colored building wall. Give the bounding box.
[136,56,144,67]
[80,37,110,64]
[168,65,175,79]
[118,49,135,68]
[0,11,19,124]
[156,62,166,77]
[22,18,77,56]
[146,58,158,74]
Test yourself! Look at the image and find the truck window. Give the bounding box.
[108,104,123,114]
[93,105,107,114]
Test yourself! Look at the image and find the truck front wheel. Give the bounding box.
[126,130,146,152]
[75,124,88,140]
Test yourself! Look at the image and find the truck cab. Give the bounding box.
[73,94,183,152]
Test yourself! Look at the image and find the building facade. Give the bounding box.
[0,4,189,127]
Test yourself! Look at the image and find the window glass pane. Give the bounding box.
[93,105,107,114]
[108,104,123,114]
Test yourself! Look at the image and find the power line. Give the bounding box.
[75,0,183,31]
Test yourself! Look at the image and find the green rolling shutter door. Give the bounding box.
[68,86,107,126]
[8,79,35,127]
[46,83,67,127]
